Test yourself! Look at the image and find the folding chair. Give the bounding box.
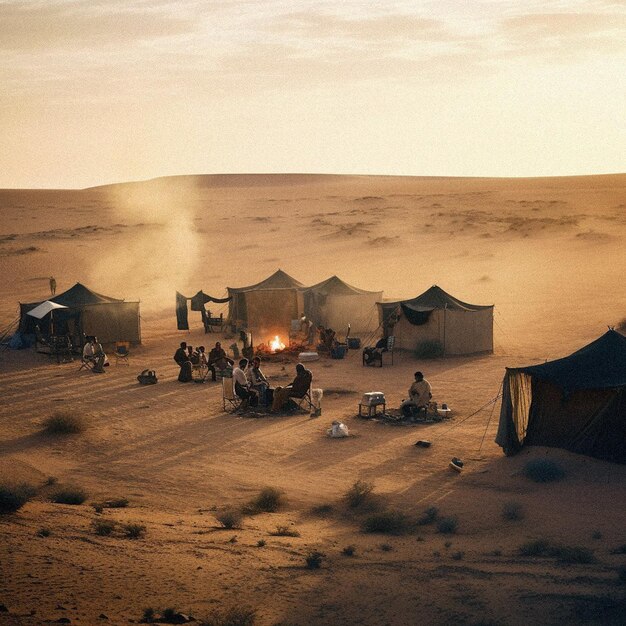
[294,387,315,412]
[78,356,95,372]
[222,376,242,412]
[114,341,130,366]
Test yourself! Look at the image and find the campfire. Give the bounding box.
[269,335,285,352]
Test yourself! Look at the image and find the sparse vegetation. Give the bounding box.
[42,410,85,434]
[502,501,524,521]
[436,516,458,534]
[45,476,58,486]
[414,340,444,359]
[199,606,256,626]
[363,510,409,534]
[342,545,356,556]
[36,527,51,537]
[93,519,117,536]
[518,540,595,563]
[610,544,626,555]
[51,486,87,505]
[592,530,602,540]
[311,504,334,516]
[162,608,178,623]
[104,498,129,508]
[523,458,564,483]
[0,482,36,514]
[123,523,146,539]
[380,543,393,552]
[246,487,283,513]
[256,539,266,547]
[142,607,156,623]
[417,506,438,525]
[345,480,374,508]
[305,550,323,569]
[269,525,300,537]
[216,508,243,530]
[451,551,464,560]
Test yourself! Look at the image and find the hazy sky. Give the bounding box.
[0,0,624,188]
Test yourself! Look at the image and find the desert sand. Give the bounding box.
[1,174,625,626]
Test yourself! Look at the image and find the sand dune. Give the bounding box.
[1,174,625,625]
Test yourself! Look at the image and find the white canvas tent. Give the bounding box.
[304,275,382,335]
[378,285,493,356]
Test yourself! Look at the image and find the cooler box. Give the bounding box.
[362,392,385,406]
[298,351,319,362]
[347,337,361,349]
[331,343,347,359]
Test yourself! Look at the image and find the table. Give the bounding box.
[358,402,386,417]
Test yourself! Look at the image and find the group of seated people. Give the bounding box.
[232,358,313,412]
[174,341,234,382]
[82,335,108,373]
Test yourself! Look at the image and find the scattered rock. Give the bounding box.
[99,614,109,620]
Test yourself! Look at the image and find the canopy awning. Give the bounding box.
[26,301,69,319]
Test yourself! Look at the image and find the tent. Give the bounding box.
[496,330,626,463]
[226,270,305,339]
[304,275,382,335]
[19,282,141,346]
[377,285,493,355]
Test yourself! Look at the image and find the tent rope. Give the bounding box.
[478,379,504,453]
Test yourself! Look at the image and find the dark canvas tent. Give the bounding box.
[377,285,493,355]
[19,282,141,346]
[496,330,626,463]
[304,275,382,335]
[227,270,305,339]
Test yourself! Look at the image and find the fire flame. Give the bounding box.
[269,335,285,352]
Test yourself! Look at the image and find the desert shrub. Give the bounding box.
[502,501,524,521]
[363,511,409,534]
[93,504,104,514]
[444,541,452,549]
[610,544,626,555]
[36,527,51,537]
[417,506,439,526]
[311,504,334,516]
[553,546,595,564]
[93,519,117,536]
[162,608,179,623]
[414,340,444,359]
[42,411,85,434]
[523,458,564,483]
[305,551,323,569]
[248,487,283,513]
[592,530,602,540]
[436,517,458,534]
[342,545,356,556]
[380,543,393,552]
[104,498,129,508]
[489,549,502,557]
[51,486,87,505]
[344,480,374,508]
[45,476,58,486]
[519,539,551,557]
[618,566,626,584]
[256,539,266,547]
[216,508,243,530]
[451,551,464,561]
[269,525,300,537]
[0,482,36,514]
[123,523,146,539]
[143,607,156,622]
[200,606,256,626]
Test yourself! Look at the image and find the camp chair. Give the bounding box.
[222,375,242,412]
[363,336,395,367]
[293,387,314,413]
[78,355,96,372]
[113,341,130,365]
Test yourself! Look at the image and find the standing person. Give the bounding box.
[49,276,56,296]
[232,358,258,410]
[91,336,107,373]
[174,341,192,382]
[401,371,432,417]
[271,363,312,412]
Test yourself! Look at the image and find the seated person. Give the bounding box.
[187,345,200,365]
[84,336,107,373]
[232,358,258,410]
[271,363,312,412]
[239,330,254,360]
[401,371,432,417]
[363,337,388,365]
[197,346,208,367]
[247,356,272,405]
[208,341,234,381]
[324,327,336,351]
